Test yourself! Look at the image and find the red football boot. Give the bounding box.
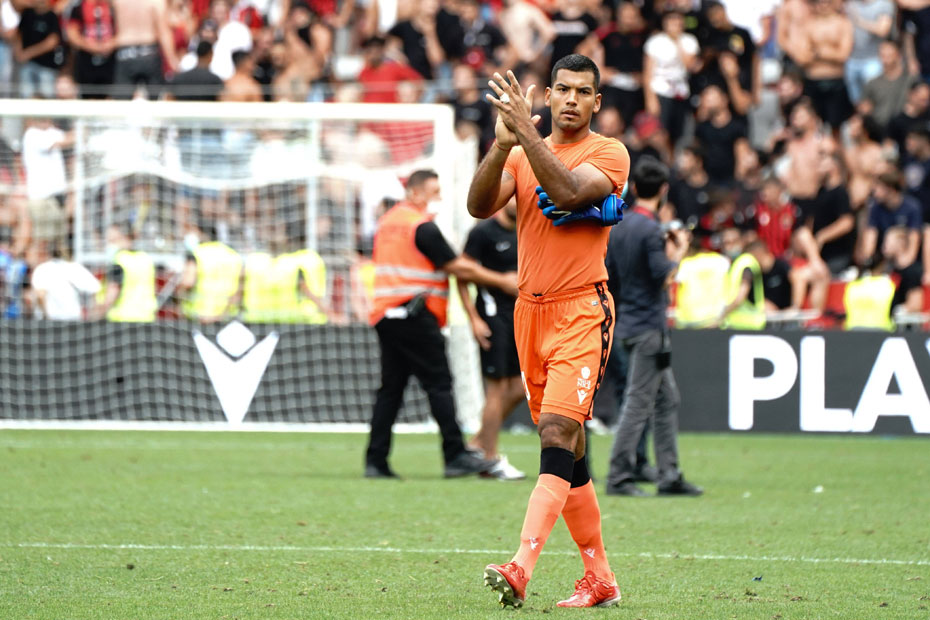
[557,571,621,608]
[483,562,528,608]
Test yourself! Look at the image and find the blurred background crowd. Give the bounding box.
[1,0,930,329]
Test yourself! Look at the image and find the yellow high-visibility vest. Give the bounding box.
[844,275,895,331]
[107,250,157,323]
[182,241,241,320]
[291,248,328,324]
[675,251,729,327]
[723,252,766,330]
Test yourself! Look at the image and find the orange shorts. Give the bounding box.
[514,283,615,425]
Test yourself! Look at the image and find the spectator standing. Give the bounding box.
[457,0,508,76]
[887,81,930,155]
[595,1,648,127]
[901,0,930,81]
[605,156,701,498]
[858,170,922,269]
[776,0,811,70]
[752,175,800,260]
[22,118,69,253]
[65,0,117,99]
[719,0,776,48]
[643,9,699,149]
[169,40,224,100]
[845,0,895,104]
[695,1,757,116]
[0,0,19,96]
[782,99,829,216]
[548,0,599,76]
[387,0,462,81]
[29,243,101,321]
[859,39,916,129]
[498,0,555,70]
[112,0,178,96]
[694,84,749,186]
[208,0,252,81]
[356,34,420,103]
[14,0,65,99]
[221,49,262,101]
[796,0,853,132]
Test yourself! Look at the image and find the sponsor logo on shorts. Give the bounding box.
[577,389,588,404]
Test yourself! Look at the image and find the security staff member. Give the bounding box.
[179,228,242,323]
[844,256,895,331]
[604,157,703,497]
[721,240,768,330]
[100,224,157,322]
[364,169,518,479]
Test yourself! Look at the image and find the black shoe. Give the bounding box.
[605,481,650,497]
[632,464,659,483]
[364,464,400,479]
[444,450,495,478]
[656,476,703,496]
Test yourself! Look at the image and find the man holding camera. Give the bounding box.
[604,156,703,497]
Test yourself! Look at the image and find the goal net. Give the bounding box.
[0,99,484,431]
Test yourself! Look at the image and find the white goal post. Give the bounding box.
[0,99,485,432]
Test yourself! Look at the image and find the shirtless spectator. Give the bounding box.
[112,0,178,97]
[776,0,811,71]
[845,114,887,210]
[794,0,854,132]
[782,98,831,218]
[221,50,262,101]
[859,39,917,129]
[498,0,555,72]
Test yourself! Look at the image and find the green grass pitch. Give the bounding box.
[1,430,928,619]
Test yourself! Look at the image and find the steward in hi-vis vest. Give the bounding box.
[179,232,242,322]
[100,224,157,322]
[364,169,519,480]
[722,240,768,330]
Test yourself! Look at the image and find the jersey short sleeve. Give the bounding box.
[582,138,631,195]
[414,221,457,268]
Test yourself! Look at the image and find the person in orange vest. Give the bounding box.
[365,169,520,480]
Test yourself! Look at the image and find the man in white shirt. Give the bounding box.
[209,0,252,81]
[643,9,699,149]
[22,118,70,252]
[30,243,101,320]
[720,0,777,46]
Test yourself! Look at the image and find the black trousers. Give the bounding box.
[365,311,466,468]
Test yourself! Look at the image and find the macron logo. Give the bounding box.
[529,538,540,550]
[193,321,279,425]
[584,548,595,558]
[577,389,588,404]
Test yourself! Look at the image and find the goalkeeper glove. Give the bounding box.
[535,186,626,227]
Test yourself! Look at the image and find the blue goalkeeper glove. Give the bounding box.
[535,186,626,227]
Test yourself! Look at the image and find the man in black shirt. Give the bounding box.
[456,198,525,480]
[548,1,599,77]
[694,84,749,186]
[169,40,224,101]
[597,1,648,127]
[668,144,712,229]
[14,0,64,99]
[365,170,517,479]
[693,1,757,116]
[458,0,507,76]
[886,82,930,156]
[387,0,463,81]
[605,157,702,497]
[806,151,856,276]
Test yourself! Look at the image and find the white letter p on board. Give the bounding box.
[729,335,798,430]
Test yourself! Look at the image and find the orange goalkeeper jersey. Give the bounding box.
[503,132,630,295]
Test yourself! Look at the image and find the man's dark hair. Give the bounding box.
[878,169,904,192]
[232,50,250,69]
[683,143,705,164]
[361,35,386,48]
[406,169,439,190]
[632,156,669,199]
[550,54,600,91]
[196,40,214,59]
[745,239,770,255]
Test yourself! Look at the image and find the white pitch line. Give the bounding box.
[7,542,930,567]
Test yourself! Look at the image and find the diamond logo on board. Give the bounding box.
[193,321,279,424]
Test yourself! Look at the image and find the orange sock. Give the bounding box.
[511,473,571,580]
[561,480,613,581]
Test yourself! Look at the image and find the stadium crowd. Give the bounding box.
[1,0,930,328]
